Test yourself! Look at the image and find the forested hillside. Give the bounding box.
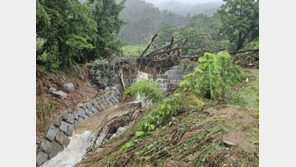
[158,0,222,16]
[118,0,190,45]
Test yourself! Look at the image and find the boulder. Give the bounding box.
[78,108,86,118]
[74,120,79,127]
[78,117,84,124]
[60,121,69,133]
[66,125,74,136]
[85,109,93,117]
[46,125,58,142]
[86,102,92,109]
[67,113,74,124]
[91,106,98,113]
[53,91,67,99]
[63,83,75,92]
[48,88,57,94]
[48,141,62,159]
[73,112,78,120]
[78,103,87,110]
[54,115,63,127]
[39,139,52,154]
[36,151,48,166]
[55,130,70,147]
[61,110,69,121]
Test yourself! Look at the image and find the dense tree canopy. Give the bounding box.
[218,0,259,51]
[36,0,126,71]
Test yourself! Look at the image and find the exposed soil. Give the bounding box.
[36,65,101,137]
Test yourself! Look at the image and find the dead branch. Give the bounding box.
[140,32,159,50]
[120,69,126,91]
[138,31,160,62]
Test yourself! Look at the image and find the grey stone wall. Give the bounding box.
[36,86,121,166]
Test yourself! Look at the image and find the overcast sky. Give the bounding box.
[144,0,223,5]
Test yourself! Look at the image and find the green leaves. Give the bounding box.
[123,80,164,103]
[179,51,243,100]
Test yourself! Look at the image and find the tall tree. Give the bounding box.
[36,0,97,69]
[218,0,259,51]
[87,0,126,60]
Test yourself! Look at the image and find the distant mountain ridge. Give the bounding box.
[158,0,222,16]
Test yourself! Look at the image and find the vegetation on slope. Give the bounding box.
[77,51,259,167]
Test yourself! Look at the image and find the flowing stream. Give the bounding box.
[41,131,95,167]
[41,71,149,167]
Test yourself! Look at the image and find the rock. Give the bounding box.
[63,83,75,92]
[78,103,87,110]
[74,120,79,127]
[111,87,118,91]
[48,88,57,94]
[85,109,93,117]
[73,112,78,120]
[36,136,43,145]
[86,102,93,109]
[66,125,74,136]
[46,125,58,141]
[78,117,84,124]
[172,66,179,70]
[60,121,69,133]
[49,141,62,159]
[54,115,63,127]
[105,87,111,91]
[78,108,86,118]
[39,139,52,154]
[78,108,86,119]
[91,106,98,113]
[53,91,67,99]
[36,151,48,166]
[56,130,70,147]
[67,113,74,124]
[223,140,235,147]
[61,110,69,121]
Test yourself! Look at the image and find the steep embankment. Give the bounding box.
[77,69,259,167]
[36,65,100,137]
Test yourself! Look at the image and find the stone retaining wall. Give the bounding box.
[36,86,121,166]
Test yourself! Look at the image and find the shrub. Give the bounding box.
[179,51,243,100]
[123,80,164,103]
[89,59,110,87]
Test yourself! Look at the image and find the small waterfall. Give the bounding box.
[41,131,95,167]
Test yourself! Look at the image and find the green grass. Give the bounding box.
[122,45,146,57]
[227,69,259,112]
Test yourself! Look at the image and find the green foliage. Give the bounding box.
[179,51,244,100]
[218,0,259,51]
[36,0,126,71]
[155,23,178,47]
[122,45,145,57]
[89,59,110,87]
[123,80,164,103]
[174,14,228,56]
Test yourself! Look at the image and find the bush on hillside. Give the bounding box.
[123,80,164,103]
[179,51,244,100]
